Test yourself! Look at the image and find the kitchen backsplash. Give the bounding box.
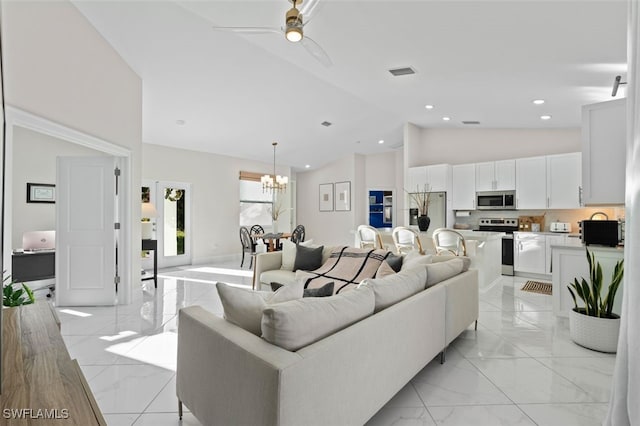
[454,207,624,232]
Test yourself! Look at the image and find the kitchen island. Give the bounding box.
[371,228,504,287]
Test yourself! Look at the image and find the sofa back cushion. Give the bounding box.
[432,254,471,272]
[401,252,433,271]
[217,281,303,335]
[261,285,375,351]
[359,265,427,312]
[426,258,464,288]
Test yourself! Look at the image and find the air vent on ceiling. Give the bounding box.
[321,121,332,127]
[388,67,416,76]
[462,121,481,125]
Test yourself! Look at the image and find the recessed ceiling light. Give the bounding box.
[540,115,552,120]
[532,99,545,105]
[305,164,311,169]
[425,105,434,110]
[321,121,332,127]
[442,117,451,121]
[378,140,385,144]
[176,119,186,126]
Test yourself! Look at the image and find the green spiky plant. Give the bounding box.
[3,270,35,307]
[567,248,624,318]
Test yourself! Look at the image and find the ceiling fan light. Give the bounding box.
[286,26,303,42]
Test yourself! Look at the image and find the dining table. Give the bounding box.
[252,232,292,252]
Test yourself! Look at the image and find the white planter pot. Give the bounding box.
[569,309,620,353]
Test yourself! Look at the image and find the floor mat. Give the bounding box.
[521,280,552,295]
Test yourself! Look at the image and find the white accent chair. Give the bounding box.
[392,226,424,255]
[432,228,467,256]
[357,225,384,250]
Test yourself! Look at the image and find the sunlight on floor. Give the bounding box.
[59,308,93,317]
[187,266,253,277]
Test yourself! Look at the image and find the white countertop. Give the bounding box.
[551,243,624,253]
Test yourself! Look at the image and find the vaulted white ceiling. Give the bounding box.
[72,0,627,170]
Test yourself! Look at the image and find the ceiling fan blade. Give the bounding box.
[212,26,282,36]
[299,0,323,25]
[300,36,332,67]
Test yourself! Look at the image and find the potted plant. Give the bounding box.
[567,248,624,353]
[3,271,36,307]
[407,184,432,231]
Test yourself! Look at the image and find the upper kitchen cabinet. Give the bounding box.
[547,152,582,209]
[475,160,515,191]
[515,156,547,209]
[452,164,476,210]
[407,164,451,193]
[582,98,626,205]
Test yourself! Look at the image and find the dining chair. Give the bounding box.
[357,225,384,250]
[392,226,424,255]
[239,226,256,268]
[290,225,305,244]
[250,224,264,247]
[432,228,467,256]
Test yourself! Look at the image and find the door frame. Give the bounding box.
[3,106,133,304]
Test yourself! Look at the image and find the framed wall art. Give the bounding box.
[26,183,55,203]
[335,181,351,211]
[319,183,334,211]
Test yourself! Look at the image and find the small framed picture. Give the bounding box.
[319,183,334,211]
[335,181,351,211]
[27,183,55,203]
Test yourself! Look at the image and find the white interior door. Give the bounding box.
[56,156,118,306]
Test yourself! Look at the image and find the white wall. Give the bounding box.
[2,0,142,301]
[297,155,357,246]
[142,143,292,263]
[408,127,581,166]
[11,127,106,248]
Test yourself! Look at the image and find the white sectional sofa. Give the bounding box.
[176,253,478,426]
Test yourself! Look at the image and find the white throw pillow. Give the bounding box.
[280,239,314,271]
[217,281,303,335]
[401,251,433,271]
[261,285,375,351]
[425,258,464,287]
[359,265,427,312]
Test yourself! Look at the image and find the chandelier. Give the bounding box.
[261,141,288,193]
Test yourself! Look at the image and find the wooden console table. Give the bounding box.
[0,301,106,424]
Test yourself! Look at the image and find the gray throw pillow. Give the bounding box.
[271,281,335,297]
[293,244,324,271]
[385,253,403,272]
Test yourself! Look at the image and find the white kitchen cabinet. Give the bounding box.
[514,232,546,274]
[515,156,547,209]
[407,164,451,193]
[581,98,626,205]
[475,160,515,191]
[545,234,566,274]
[552,245,624,317]
[547,152,582,209]
[452,164,476,210]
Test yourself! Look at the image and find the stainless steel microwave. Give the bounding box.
[476,190,516,210]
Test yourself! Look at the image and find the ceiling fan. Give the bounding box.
[212,0,332,67]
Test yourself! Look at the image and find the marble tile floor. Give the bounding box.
[54,262,616,426]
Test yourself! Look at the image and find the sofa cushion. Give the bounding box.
[426,258,464,288]
[271,281,335,297]
[401,252,433,271]
[293,244,325,272]
[359,265,427,312]
[261,285,375,351]
[375,261,397,278]
[261,269,298,287]
[217,281,303,335]
[432,254,471,272]
[281,239,315,271]
[385,253,403,272]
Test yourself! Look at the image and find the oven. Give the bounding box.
[478,218,519,276]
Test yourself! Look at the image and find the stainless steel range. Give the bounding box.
[478,218,519,276]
